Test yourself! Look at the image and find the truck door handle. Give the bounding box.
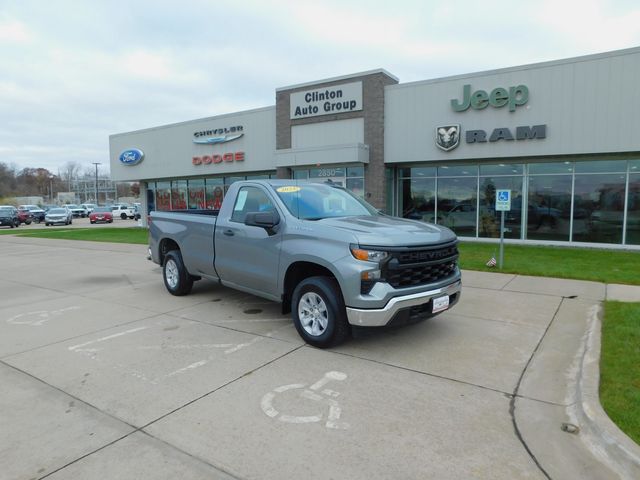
[223,229,234,236]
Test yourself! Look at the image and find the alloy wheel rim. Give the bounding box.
[165,259,179,288]
[298,292,329,337]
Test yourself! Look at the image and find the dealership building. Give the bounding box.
[110,47,640,247]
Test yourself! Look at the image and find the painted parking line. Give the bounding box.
[68,326,150,352]
[66,324,285,384]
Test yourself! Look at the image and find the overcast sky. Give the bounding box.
[1,0,639,176]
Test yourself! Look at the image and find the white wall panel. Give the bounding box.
[110,107,276,182]
[292,118,364,149]
[385,48,640,163]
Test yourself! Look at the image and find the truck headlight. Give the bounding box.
[350,246,388,262]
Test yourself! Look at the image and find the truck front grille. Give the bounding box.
[382,242,458,289]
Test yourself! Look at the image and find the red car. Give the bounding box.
[17,207,33,225]
[89,206,113,224]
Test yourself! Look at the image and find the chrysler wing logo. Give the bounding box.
[193,133,244,145]
[435,124,460,152]
[118,148,144,165]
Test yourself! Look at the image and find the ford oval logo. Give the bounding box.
[119,149,144,166]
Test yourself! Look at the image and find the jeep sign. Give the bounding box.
[451,84,529,112]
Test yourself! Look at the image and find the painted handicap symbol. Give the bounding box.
[7,306,81,326]
[260,371,350,429]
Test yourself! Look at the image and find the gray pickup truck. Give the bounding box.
[149,180,461,347]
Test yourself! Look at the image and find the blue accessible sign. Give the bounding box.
[496,189,511,211]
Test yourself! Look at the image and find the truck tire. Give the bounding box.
[121,213,127,220]
[163,250,193,296]
[291,276,350,348]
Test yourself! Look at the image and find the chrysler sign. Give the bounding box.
[290,81,362,119]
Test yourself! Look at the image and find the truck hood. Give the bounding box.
[316,215,456,246]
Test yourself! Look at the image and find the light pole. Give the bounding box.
[92,162,101,205]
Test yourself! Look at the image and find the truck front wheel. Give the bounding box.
[292,277,350,348]
[163,250,193,296]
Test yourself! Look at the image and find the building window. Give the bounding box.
[573,173,625,244]
[156,181,171,211]
[395,158,638,245]
[627,161,640,245]
[479,175,524,239]
[346,166,365,198]
[171,180,187,210]
[437,176,478,237]
[146,183,155,213]
[205,178,224,210]
[188,179,205,209]
[398,168,436,222]
[526,174,572,241]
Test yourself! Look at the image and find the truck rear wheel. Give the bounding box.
[291,276,350,348]
[163,250,193,296]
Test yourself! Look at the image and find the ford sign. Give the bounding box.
[119,149,144,166]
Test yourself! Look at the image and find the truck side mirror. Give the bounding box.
[244,210,280,230]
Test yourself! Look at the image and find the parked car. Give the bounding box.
[66,204,87,218]
[16,207,33,225]
[45,207,73,226]
[0,206,19,228]
[89,206,113,224]
[18,204,45,223]
[81,203,97,214]
[111,204,135,219]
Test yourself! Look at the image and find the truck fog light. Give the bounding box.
[361,270,381,281]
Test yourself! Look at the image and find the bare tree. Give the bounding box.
[59,161,81,191]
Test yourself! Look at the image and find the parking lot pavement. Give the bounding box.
[0,236,629,479]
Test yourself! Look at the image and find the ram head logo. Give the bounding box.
[435,124,461,152]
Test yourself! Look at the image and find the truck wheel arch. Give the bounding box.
[158,238,180,265]
[281,261,343,315]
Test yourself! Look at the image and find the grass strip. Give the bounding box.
[458,242,640,285]
[0,227,148,244]
[600,301,640,445]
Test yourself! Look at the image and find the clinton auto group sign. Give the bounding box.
[290,81,363,119]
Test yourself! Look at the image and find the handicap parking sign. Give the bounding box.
[496,189,511,211]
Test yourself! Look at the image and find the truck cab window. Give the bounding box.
[231,186,275,223]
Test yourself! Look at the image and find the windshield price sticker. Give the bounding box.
[277,186,301,193]
[432,295,450,313]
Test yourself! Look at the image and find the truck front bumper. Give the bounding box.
[345,280,461,327]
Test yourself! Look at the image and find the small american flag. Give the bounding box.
[486,257,497,267]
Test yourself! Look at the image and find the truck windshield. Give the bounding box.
[273,183,378,220]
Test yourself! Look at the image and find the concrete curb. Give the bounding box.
[568,304,640,479]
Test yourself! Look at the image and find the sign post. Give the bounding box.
[495,190,511,269]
